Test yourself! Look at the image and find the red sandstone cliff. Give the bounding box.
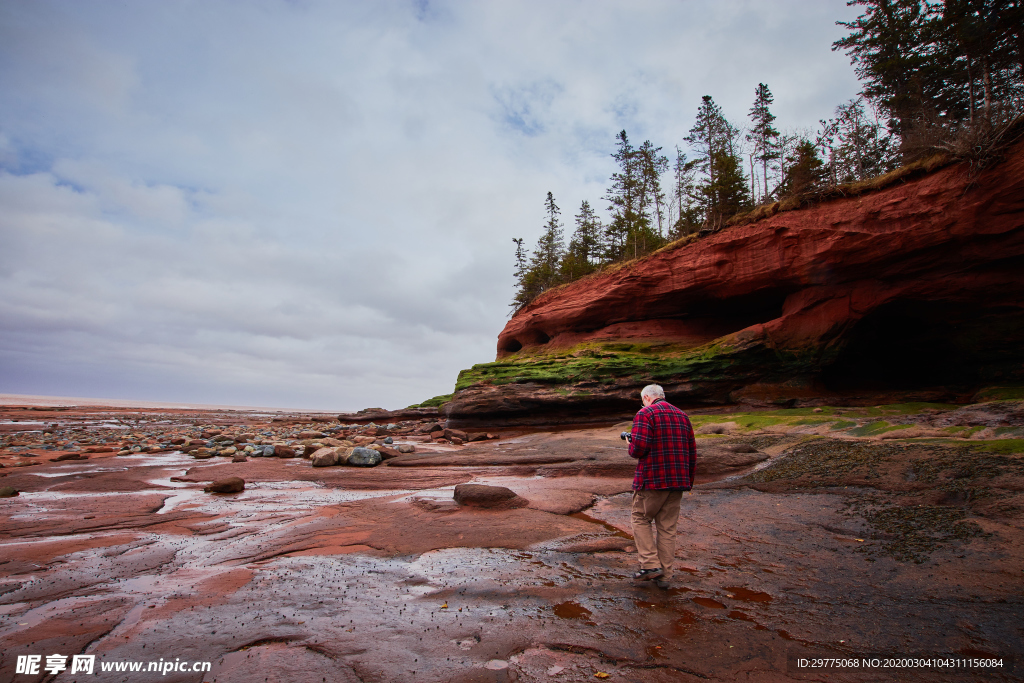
[501,147,1024,358]
[446,142,1024,426]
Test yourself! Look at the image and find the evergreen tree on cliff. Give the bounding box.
[560,200,602,281]
[818,97,896,183]
[509,193,565,311]
[510,237,533,312]
[637,140,669,238]
[604,131,669,260]
[685,95,750,231]
[530,191,565,289]
[603,130,642,261]
[833,0,930,136]
[780,139,826,196]
[834,0,1023,151]
[634,140,669,258]
[747,83,780,203]
[669,147,701,238]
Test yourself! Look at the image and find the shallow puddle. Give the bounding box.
[552,601,592,619]
[723,586,772,603]
[570,511,632,538]
[692,597,726,609]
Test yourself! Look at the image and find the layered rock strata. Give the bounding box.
[447,143,1024,427]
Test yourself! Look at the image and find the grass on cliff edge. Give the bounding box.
[453,339,822,392]
[406,393,453,409]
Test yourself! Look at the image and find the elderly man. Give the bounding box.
[625,384,697,589]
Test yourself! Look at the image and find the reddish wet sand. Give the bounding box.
[1,404,1021,682]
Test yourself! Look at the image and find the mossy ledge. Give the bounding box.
[445,336,844,428]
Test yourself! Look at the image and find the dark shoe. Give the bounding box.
[632,568,664,581]
[655,578,670,590]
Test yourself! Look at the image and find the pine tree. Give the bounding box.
[509,193,566,311]
[818,97,897,183]
[528,191,565,291]
[780,140,825,196]
[669,147,701,238]
[603,130,642,262]
[685,96,750,231]
[628,140,669,258]
[833,0,932,136]
[637,140,669,236]
[708,140,751,223]
[510,237,536,312]
[747,83,780,203]
[834,0,1023,143]
[560,200,602,282]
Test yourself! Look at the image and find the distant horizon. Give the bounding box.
[0,392,350,414]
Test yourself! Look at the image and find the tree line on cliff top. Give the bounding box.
[511,0,1024,312]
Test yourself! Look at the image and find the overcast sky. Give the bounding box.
[0,0,863,411]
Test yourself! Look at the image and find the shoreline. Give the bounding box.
[0,393,341,413]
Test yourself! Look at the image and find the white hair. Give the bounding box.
[641,384,665,401]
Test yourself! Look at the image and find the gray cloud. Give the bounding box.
[0,0,861,410]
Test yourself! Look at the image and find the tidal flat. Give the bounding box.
[1,402,1021,682]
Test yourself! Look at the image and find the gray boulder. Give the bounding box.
[347,447,382,467]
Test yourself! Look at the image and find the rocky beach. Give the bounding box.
[1,399,1022,682]
[4,2,1024,681]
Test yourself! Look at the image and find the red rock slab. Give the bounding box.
[146,569,255,622]
[210,641,362,683]
[386,453,581,467]
[0,533,140,570]
[469,476,633,515]
[0,597,135,682]
[0,493,212,539]
[181,458,475,490]
[370,501,598,555]
[237,529,375,561]
[230,497,599,558]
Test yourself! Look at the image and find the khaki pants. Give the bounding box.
[630,489,684,579]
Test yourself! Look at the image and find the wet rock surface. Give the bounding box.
[0,402,1021,681]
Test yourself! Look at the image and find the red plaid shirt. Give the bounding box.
[628,399,697,490]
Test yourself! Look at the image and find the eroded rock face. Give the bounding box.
[448,144,1024,426]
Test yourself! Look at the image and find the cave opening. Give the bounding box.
[664,287,793,338]
[501,338,523,353]
[822,300,1024,392]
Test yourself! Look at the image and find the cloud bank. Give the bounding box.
[0,0,861,410]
